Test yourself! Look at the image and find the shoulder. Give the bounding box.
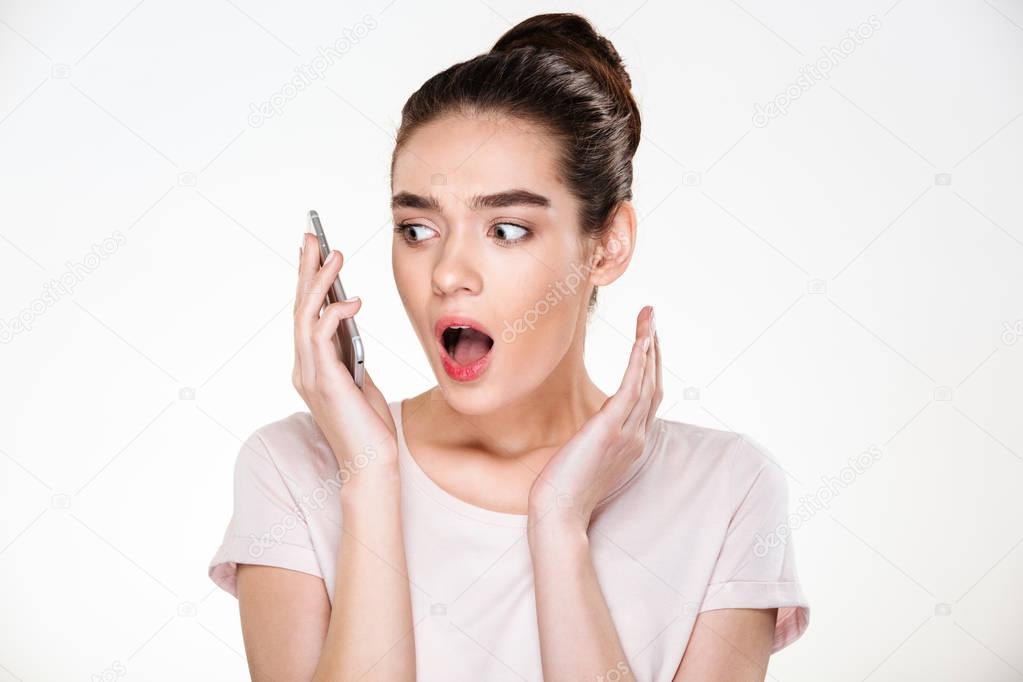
[647,417,789,513]
[236,411,339,485]
[648,416,756,471]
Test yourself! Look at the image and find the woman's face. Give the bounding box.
[391,112,594,414]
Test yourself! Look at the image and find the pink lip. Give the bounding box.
[434,314,494,383]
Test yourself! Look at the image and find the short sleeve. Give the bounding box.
[698,433,810,653]
[208,429,323,598]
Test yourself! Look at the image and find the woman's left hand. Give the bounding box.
[527,305,662,532]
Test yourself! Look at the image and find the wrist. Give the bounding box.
[528,492,591,532]
[527,507,590,555]
[339,458,401,508]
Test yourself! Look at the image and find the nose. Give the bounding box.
[432,225,483,297]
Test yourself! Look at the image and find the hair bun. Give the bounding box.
[491,13,633,90]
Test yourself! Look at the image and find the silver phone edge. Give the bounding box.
[308,209,366,390]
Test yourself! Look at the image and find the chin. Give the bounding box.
[432,371,498,414]
[434,359,553,419]
[428,362,524,417]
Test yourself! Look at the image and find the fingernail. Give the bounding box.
[325,250,337,265]
[344,296,360,303]
[643,336,651,352]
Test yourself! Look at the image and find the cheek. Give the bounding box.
[392,252,425,303]
[392,258,433,350]
[493,262,584,350]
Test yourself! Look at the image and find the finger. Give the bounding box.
[299,248,344,322]
[630,308,654,431]
[362,365,384,404]
[360,368,396,443]
[295,232,320,373]
[311,298,363,390]
[648,325,663,438]
[295,232,320,314]
[602,307,652,428]
[624,308,657,434]
[296,247,344,385]
[294,231,318,387]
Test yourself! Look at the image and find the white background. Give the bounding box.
[2,0,1022,680]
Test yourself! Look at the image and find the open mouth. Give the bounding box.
[434,316,495,382]
[441,325,494,365]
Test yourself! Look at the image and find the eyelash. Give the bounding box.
[392,222,533,247]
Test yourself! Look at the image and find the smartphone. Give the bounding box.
[308,210,365,390]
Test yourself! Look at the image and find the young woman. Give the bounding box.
[209,12,809,681]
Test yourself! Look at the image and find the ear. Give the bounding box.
[587,200,637,287]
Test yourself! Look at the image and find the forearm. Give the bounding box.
[528,514,632,681]
[312,467,416,682]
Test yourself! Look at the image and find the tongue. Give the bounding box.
[453,329,492,365]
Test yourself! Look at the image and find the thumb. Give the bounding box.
[362,367,395,435]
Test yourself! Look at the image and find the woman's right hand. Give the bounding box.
[293,232,399,495]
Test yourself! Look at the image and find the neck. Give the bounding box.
[410,356,607,460]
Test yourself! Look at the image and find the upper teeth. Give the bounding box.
[449,325,470,329]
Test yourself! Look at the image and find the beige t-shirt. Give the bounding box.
[208,400,809,681]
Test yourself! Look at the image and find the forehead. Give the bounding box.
[391,112,565,205]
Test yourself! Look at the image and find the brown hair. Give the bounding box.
[390,12,642,312]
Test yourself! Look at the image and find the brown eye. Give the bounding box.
[491,222,531,245]
[393,223,436,245]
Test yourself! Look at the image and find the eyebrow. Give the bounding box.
[391,189,552,212]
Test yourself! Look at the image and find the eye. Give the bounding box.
[393,223,437,245]
[395,222,533,247]
[491,222,532,246]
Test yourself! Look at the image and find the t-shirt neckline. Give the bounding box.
[390,399,663,529]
